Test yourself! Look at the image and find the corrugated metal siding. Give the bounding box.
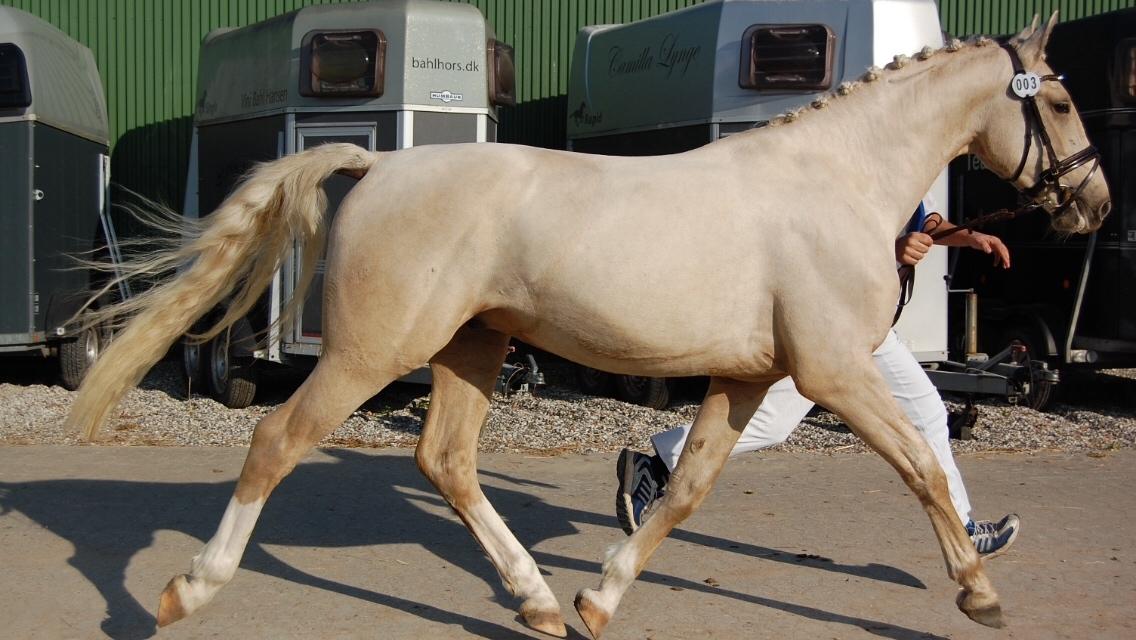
[0,0,319,206]
[0,0,1130,205]
[939,0,1135,37]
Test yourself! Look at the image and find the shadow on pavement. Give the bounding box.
[0,448,941,640]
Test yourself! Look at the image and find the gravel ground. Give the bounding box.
[1,357,1133,455]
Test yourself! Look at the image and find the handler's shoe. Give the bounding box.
[616,448,670,535]
[967,514,1020,559]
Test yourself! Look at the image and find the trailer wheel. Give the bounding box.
[1006,330,1055,411]
[182,338,206,395]
[1014,351,1055,411]
[615,375,671,409]
[1024,371,1055,411]
[576,366,615,396]
[59,318,102,391]
[207,321,258,408]
[181,318,212,396]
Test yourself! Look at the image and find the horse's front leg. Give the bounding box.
[415,327,567,638]
[575,377,770,639]
[800,360,1004,628]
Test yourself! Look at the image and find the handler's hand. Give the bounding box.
[964,231,1012,268]
[896,232,933,266]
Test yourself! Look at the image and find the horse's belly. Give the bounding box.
[503,270,780,378]
[520,318,777,379]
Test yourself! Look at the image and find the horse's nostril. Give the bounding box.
[1099,201,1113,219]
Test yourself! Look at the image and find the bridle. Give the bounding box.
[1001,43,1100,210]
[895,42,1101,324]
[931,42,1100,243]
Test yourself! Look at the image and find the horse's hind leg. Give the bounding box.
[575,377,769,639]
[800,362,1004,628]
[414,326,567,637]
[156,356,396,627]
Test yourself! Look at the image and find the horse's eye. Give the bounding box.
[1054,102,1072,114]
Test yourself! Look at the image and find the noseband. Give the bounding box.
[1000,42,1100,216]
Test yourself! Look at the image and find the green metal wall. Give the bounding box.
[0,0,1131,206]
[0,0,324,207]
[939,0,1134,37]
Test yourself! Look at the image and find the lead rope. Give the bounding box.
[892,203,929,326]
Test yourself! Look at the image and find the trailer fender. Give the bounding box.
[1003,310,1059,360]
[227,312,258,358]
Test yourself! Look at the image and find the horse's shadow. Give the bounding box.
[0,448,944,640]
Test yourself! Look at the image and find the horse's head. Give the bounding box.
[971,13,1111,234]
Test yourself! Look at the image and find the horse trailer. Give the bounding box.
[565,0,1045,409]
[949,9,1136,392]
[182,0,520,406]
[0,6,115,389]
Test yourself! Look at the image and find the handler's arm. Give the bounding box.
[922,213,1012,268]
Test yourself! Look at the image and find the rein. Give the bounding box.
[892,42,1102,325]
[927,203,1041,242]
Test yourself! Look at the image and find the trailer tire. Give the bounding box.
[1006,329,1056,411]
[576,366,615,396]
[59,319,102,391]
[181,318,212,396]
[1024,371,1055,411]
[207,320,258,408]
[182,339,206,395]
[615,375,671,409]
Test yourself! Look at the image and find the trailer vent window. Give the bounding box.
[300,30,386,98]
[488,39,516,106]
[739,24,835,91]
[0,43,32,109]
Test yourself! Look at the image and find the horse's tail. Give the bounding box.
[67,142,379,441]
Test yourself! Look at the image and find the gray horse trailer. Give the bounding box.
[565,0,1044,409]
[0,7,114,389]
[182,0,520,407]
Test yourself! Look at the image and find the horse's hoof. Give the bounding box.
[965,602,1006,629]
[520,599,567,637]
[574,588,611,639]
[956,589,1006,629]
[157,574,190,627]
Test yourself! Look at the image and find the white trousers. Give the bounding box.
[650,330,973,524]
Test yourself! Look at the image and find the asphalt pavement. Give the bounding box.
[1,445,1132,639]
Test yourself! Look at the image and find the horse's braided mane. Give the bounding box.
[767,35,998,127]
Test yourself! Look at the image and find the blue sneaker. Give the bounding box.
[967,514,1020,559]
[615,448,670,535]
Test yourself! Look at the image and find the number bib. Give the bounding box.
[1011,72,1042,98]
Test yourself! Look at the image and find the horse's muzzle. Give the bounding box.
[1051,197,1111,234]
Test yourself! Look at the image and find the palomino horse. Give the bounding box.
[69,15,1108,638]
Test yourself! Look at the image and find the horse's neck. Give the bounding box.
[734,44,1006,230]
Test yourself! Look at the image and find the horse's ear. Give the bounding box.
[1021,14,1041,39]
[1015,11,1059,63]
